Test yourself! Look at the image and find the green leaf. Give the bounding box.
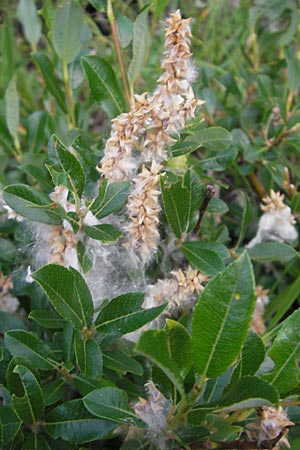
[181,242,225,276]
[175,424,209,445]
[235,192,253,248]
[62,321,75,363]
[77,241,93,274]
[171,140,200,157]
[153,0,168,17]
[198,148,237,171]
[46,135,86,198]
[216,376,279,412]
[5,330,54,370]
[103,351,143,376]
[46,399,116,444]
[5,76,19,144]
[0,238,16,263]
[81,55,126,117]
[12,365,44,424]
[187,407,217,425]
[22,433,52,450]
[287,51,300,94]
[267,274,300,329]
[184,170,204,232]
[29,309,66,329]
[247,242,299,263]
[90,179,131,219]
[192,252,255,378]
[26,111,49,154]
[0,312,26,333]
[83,387,142,427]
[2,184,65,224]
[0,120,14,154]
[165,319,192,378]
[231,331,266,383]
[43,379,65,406]
[0,406,21,446]
[73,373,109,396]
[120,440,150,450]
[17,0,41,49]
[206,197,229,214]
[32,53,68,113]
[75,337,103,379]
[160,177,190,238]
[263,309,300,394]
[135,329,186,398]
[128,5,151,87]
[84,224,122,243]
[95,292,166,335]
[116,14,133,48]
[185,241,230,260]
[52,1,84,64]
[192,127,232,151]
[32,265,94,330]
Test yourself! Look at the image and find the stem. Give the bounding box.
[13,135,22,162]
[247,172,266,199]
[62,60,75,128]
[107,0,131,108]
[193,184,215,234]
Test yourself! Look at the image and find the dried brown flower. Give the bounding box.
[251,285,269,335]
[99,9,203,182]
[124,161,162,264]
[261,190,288,213]
[0,273,19,313]
[144,265,208,313]
[48,225,79,269]
[247,406,294,449]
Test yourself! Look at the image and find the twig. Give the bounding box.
[247,172,266,199]
[107,0,131,108]
[193,184,215,234]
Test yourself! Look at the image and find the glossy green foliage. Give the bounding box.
[1,0,300,448]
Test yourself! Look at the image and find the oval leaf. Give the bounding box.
[5,330,54,370]
[263,308,300,394]
[46,399,116,444]
[135,329,186,398]
[52,1,84,64]
[75,337,103,379]
[5,76,19,144]
[82,55,126,116]
[32,53,68,113]
[12,365,44,424]
[181,242,225,276]
[17,0,41,49]
[193,127,232,151]
[247,242,298,263]
[192,252,256,378]
[0,406,21,446]
[127,5,151,87]
[165,319,193,378]
[46,135,85,198]
[216,376,279,412]
[95,292,166,335]
[160,177,190,238]
[32,265,94,329]
[3,184,65,224]
[83,387,142,426]
[84,224,122,243]
[90,179,131,219]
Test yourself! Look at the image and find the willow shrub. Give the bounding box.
[1,1,300,449]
